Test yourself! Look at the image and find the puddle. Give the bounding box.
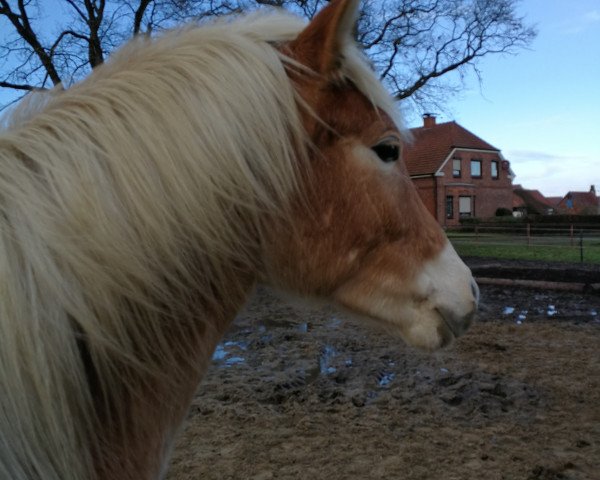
[297,322,310,333]
[212,340,247,367]
[212,344,228,361]
[502,308,528,325]
[319,345,337,375]
[500,302,598,322]
[224,356,245,366]
[378,372,396,387]
[327,316,343,329]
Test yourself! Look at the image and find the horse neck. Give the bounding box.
[90,269,256,480]
[0,153,257,479]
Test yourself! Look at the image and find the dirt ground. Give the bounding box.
[168,261,600,480]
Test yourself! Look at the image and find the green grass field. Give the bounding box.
[448,234,600,264]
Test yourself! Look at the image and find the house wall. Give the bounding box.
[412,176,437,219]
[413,149,513,226]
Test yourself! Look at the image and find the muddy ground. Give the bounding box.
[168,260,600,480]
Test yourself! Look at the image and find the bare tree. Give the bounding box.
[358,0,536,112]
[0,0,536,111]
[0,0,237,97]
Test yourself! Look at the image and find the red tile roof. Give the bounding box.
[528,189,553,207]
[403,121,499,176]
[546,197,562,206]
[512,187,556,214]
[556,191,600,214]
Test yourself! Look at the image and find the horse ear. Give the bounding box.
[289,0,360,75]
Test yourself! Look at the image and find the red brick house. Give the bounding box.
[555,186,600,215]
[403,114,514,226]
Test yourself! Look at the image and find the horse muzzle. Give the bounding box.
[409,242,479,349]
[333,241,479,352]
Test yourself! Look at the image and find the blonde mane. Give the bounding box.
[0,9,398,480]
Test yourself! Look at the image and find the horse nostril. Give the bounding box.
[471,279,480,306]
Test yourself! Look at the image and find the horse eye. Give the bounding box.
[371,143,400,163]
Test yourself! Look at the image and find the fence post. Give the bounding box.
[570,224,574,247]
[580,229,584,263]
[527,223,531,247]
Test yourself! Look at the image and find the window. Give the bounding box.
[446,196,454,219]
[452,158,461,178]
[566,193,574,210]
[459,196,473,217]
[470,159,482,178]
[491,160,499,179]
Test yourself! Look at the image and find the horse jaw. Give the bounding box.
[332,241,478,351]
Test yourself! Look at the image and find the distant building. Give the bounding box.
[512,185,556,216]
[403,114,514,226]
[546,196,563,208]
[556,185,600,215]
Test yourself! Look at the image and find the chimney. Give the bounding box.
[591,185,596,195]
[423,113,436,128]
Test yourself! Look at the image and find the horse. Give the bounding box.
[0,0,478,478]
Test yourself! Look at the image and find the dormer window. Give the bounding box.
[471,159,482,178]
[452,158,461,178]
[491,160,499,179]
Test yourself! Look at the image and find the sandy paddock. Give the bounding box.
[168,279,600,480]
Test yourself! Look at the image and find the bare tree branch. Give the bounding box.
[0,80,37,91]
[359,0,536,110]
[1,0,536,114]
[0,0,63,85]
[133,0,152,35]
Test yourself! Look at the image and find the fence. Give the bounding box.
[446,223,600,263]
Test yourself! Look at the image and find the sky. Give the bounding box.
[424,0,600,198]
[1,0,599,198]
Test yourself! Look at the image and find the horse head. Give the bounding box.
[262,0,478,351]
